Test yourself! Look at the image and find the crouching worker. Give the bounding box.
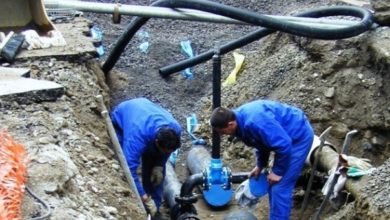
[210,99,314,220]
[111,98,182,218]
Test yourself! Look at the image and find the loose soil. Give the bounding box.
[0,0,389,219]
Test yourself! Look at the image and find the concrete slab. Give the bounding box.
[0,67,64,104]
[0,66,30,78]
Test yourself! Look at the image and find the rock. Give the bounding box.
[96,156,107,163]
[368,113,384,127]
[331,122,350,139]
[112,163,120,171]
[371,135,386,147]
[38,136,56,144]
[371,0,390,25]
[324,87,335,98]
[362,140,373,150]
[28,144,78,194]
[106,206,119,215]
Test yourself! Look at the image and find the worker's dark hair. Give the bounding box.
[156,127,180,150]
[210,107,236,128]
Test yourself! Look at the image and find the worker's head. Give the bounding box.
[210,107,237,135]
[155,127,180,155]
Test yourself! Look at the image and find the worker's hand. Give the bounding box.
[267,171,282,185]
[144,196,158,217]
[150,166,164,186]
[249,166,262,178]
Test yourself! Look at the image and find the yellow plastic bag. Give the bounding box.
[222,52,245,87]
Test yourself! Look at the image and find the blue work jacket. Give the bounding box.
[111,98,181,197]
[233,100,311,177]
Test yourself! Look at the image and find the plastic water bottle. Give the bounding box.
[180,40,195,79]
[90,25,105,57]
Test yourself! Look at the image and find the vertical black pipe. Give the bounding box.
[212,49,221,159]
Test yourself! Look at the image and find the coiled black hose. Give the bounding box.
[167,0,373,39]
[159,0,374,77]
[102,0,374,76]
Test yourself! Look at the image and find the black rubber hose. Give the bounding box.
[102,0,172,74]
[103,0,374,76]
[159,2,374,77]
[180,173,204,197]
[167,0,373,39]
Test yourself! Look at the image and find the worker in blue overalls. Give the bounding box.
[210,99,314,219]
[111,98,182,218]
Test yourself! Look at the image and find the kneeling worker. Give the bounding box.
[111,98,182,218]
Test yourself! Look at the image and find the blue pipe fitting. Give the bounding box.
[203,158,233,207]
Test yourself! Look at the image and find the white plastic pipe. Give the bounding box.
[44,0,359,28]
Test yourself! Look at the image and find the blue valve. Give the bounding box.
[203,158,233,207]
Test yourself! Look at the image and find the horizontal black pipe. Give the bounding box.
[159,28,273,77]
[231,172,250,184]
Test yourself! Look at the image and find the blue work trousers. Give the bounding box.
[268,123,314,220]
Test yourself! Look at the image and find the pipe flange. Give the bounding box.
[175,195,198,205]
[177,213,201,220]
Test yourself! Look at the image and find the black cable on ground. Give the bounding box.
[26,186,52,220]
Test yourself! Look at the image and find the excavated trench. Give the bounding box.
[88,1,389,219]
[0,0,388,219]
[96,0,388,219]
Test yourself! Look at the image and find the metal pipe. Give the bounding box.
[187,144,248,183]
[163,162,181,210]
[315,130,358,220]
[164,162,200,220]
[231,172,250,184]
[187,144,212,174]
[44,0,360,28]
[299,127,332,219]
